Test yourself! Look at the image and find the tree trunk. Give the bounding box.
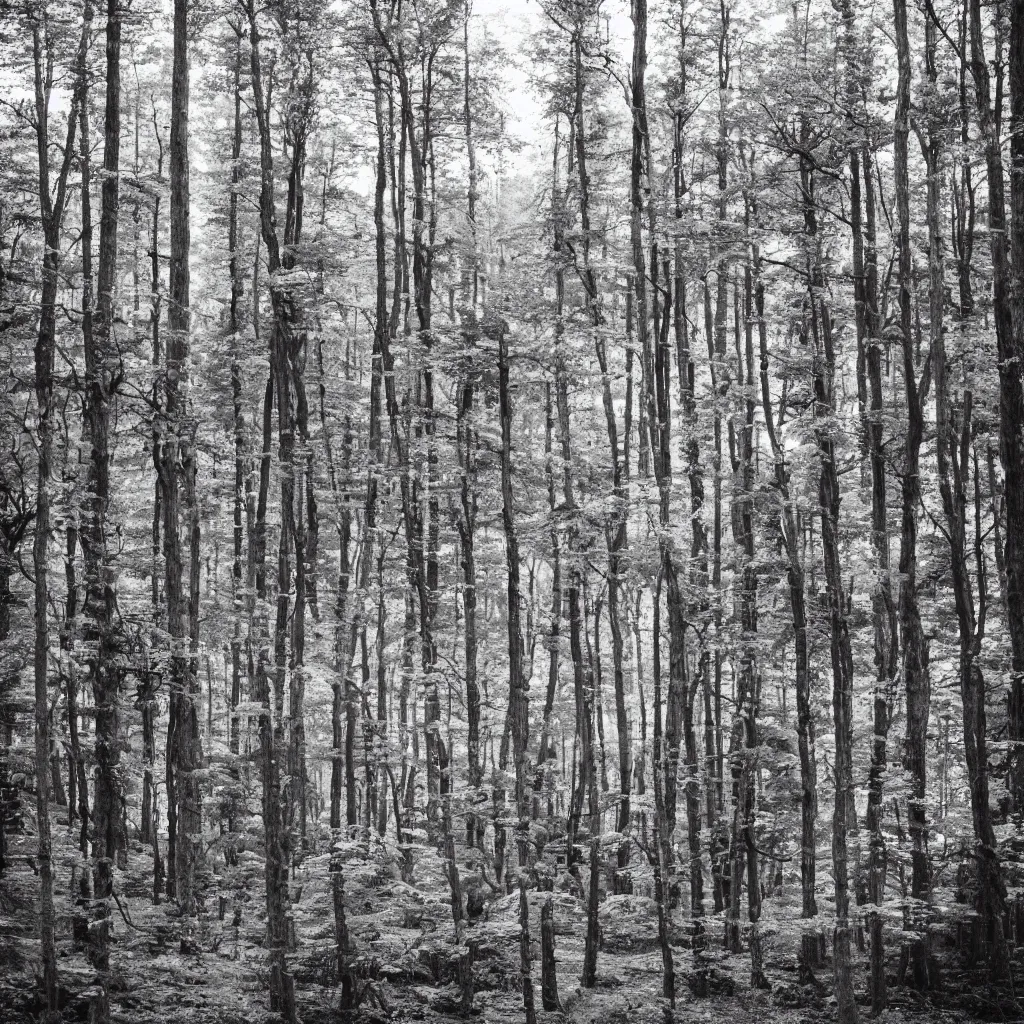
[243,5,303,1014]
[650,577,676,1004]
[30,8,85,1008]
[541,894,560,1010]
[498,321,533,1022]
[163,0,203,948]
[228,32,245,760]
[737,239,765,989]
[796,114,858,1021]
[82,0,124,1013]
[814,301,859,1024]
[893,1,932,1000]
[1000,0,1024,814]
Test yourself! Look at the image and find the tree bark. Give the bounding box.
[30,7,85,1009]
[498,320,533,1021]
[1001,0,1024,814]
[243,3,303,1013]
[82,0,124,1013]
[800,132,859,1021]
[893,7,932,1000]
[164,0,203,947]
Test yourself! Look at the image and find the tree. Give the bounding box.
[29,0,86,1010]
[81,0,125,1014]
[161,0,204,945]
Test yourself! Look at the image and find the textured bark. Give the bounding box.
[800,134,858,1021]
[499,320,529,833]
[499,317,532,1015]
[253,652,296,1021]
[498,322,533,1021]
[163,0,203,944]
[368,6,454,851]
[327,283,358,839]
[332,858,355,1010]
[81,0,125,1014]
[376,2,445,833]
[64,526,89,857]
[756,255,819,977]
[245,0,315,861]
[518,875,537,1024]
[30,7,85,1009]
[736,234,765,989]
[965,0,1011,974]
[818,353,858,1024]
[228,33,245,759]
[707,20,732,916]
[674,6,711,945]
[628,0,695,940]
[283,108,312,858]
[541,895,560,1010]
[550,51,600,965]
[368,60,388,840]
[456,22,481,830]
[834,0,898,1001]
[243,4,301,1014]
[1003,0,1024,812]
[148,109,164,843]
[893,7,930,992]
[650,577,676,1004]
[535,382,561,820]
[72,9,96,886]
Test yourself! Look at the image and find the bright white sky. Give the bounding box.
[464,0,635,190]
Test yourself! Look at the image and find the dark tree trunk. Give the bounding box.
[541,894,560,1010]
[30,9,85,1009]
[798,127,858,1021]
[228,31,245,760]
[82,0,125,1014]
[243,3,303,1014]
[163,0,203,947]
[894,4,931,998]
[756,265,820,977]
[736,235,766,989]
[650,577,676,1004]
[1001,0,1024,814]
[497,322,533,1022]
[459,9,483,848]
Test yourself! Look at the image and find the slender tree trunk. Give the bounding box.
[164,0,203,947]
[541,894,560,1010]
[81,0,124,1013]
[65,525,89,857]
[497,322,533,1022]
[673,20,711,946]
[535,383,561,820]
[650,577,676,1003]
[814,296,859,1024]
[794,115,858,1020]
[552,61,600,979]
[73,5,95,891]
[736,228,765,989]
[243,5,302,1014]
[756,274,819,977]
[893,2,931,999]
[1001,0,1024,813]
[30,9,84,1009]
[457,22,482,837]
[228,32,245,759]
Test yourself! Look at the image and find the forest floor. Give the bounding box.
[0,833,1017,1023]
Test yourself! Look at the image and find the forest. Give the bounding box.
[2,0,1024,1019]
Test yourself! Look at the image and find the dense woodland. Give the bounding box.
[6,0,1024,1020]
